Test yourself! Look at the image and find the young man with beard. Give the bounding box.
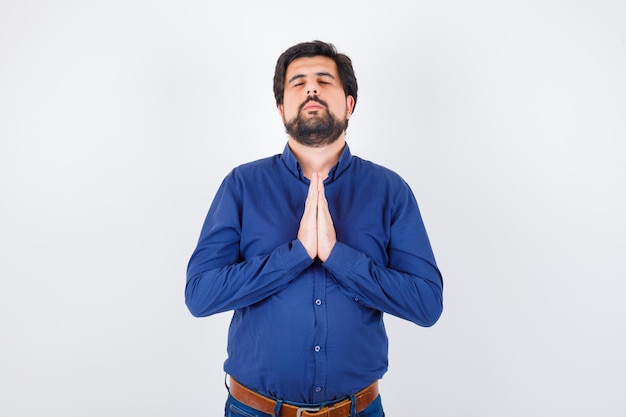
[186,41,443,417]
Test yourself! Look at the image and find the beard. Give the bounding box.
[284,97,348,148]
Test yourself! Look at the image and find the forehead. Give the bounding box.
[285,56,339,79]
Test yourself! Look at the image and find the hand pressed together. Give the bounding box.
[297,173,337,262]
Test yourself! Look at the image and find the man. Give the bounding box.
[186,40,443,417]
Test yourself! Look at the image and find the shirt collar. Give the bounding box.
[281,142,353,182]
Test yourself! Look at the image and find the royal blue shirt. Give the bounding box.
[186,143,443,404]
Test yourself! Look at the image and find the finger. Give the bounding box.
[306,173,318,203]
[317,173,327,204]
[298,174,319,259]
[302,174,318,217]
[317,179,332,226]
[316,174,336,261]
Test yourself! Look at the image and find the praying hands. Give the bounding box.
[297,173,337,262]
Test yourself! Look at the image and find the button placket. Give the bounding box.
[311,266,328,403]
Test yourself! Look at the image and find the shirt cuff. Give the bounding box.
[277,239,315,274]
[321,241,362,278]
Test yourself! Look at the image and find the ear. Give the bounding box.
[277,103,285,119]
[345,96,355,119]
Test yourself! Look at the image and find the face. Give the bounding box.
[279,56,355,147]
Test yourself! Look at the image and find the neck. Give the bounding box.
[288,136,346,180]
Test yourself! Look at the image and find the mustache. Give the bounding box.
[299,96,329,112]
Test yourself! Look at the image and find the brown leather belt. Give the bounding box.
[229,377,379,417]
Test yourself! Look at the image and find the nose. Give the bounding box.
[305,80,319,95]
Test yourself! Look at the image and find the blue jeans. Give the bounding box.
[225,394,384,417]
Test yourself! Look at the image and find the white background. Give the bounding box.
[1,1,625,416]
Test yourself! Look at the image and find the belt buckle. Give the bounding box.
[296,406,322,417]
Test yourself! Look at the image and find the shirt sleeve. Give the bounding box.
[321,183,443,327]
[185,172,314,317]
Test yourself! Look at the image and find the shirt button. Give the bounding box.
[315,299,322,306]
[315,387,322,392]
[314,345,321,352]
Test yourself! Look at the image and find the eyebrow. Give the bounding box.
[288,72,336,84]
